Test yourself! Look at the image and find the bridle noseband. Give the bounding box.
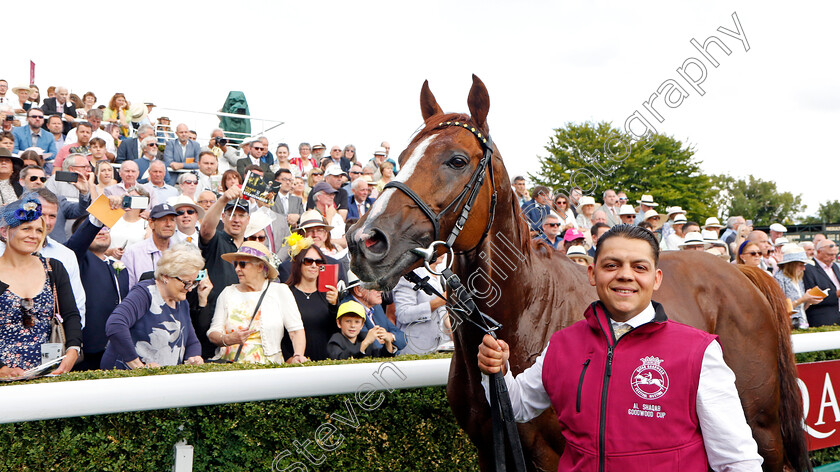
[383,120,497,252]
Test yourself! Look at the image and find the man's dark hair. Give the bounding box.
[274,168,292,180]
[513,175,525,183]
[20,165,43,180]
[590,222,610,238]
[76,121,92,131]
[0,131,14,142]
[35,187,59,206]
[244,164,263,175]
[683,221,701,233]
[27,107,42,117]
[638,221,654,231]
[198,150,215,160]
[531,185,550,200]
[89,137,106,148]
[47,115,63,125]
[594,224,660,266]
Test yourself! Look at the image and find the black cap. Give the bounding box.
[149,203,178,219]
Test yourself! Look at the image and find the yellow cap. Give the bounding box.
[336,300,367,321]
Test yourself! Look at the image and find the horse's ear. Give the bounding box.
[420,80,444,121]
[467,74,490,131]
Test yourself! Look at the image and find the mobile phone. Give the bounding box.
[121,196,149,210]
[55,171,79,183]
[318,264,338,292]
[196,269,207,281]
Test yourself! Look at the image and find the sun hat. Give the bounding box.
[618,204,636,216]
[336,300,367,321]
[312,143,326,150]
[679,232,708,248]
[1,194,41,228]
[12,85,30,95]
[244,207,277,239]
[0,147,23,167]
[769,223,788,233]
[636,194,658,207]
[773,237,790,247]
[701,230,726,247]
[170,195,204,220]
[643,209,660,221]
[777,244,809,265]
[703,217,723,229]
[128,102,148,123]
[578,196,596,208]
[296,209,334,232]
[673,214,687,224]
[666,206,686,217]
[373,146,387,156]
[563,228,585,242]
[566,245,593,264]
[220,240,279,280]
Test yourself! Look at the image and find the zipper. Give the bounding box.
[576,359,591,413]
[599,345,614,472]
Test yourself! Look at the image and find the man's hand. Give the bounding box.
[477,334,510,375]
[287,213,300,226]
[72,173,91,195]
[324,202,337,224]
[170,162,184,170]
[222,184,242,203]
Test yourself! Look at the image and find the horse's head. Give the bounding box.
[348,75,504,290]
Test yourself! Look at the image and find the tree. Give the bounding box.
[711,174,804,226]
[529,121,716,219]
[802,200,840,224]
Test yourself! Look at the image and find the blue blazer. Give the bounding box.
[135,156,168,184]
[66,218,130,353]
[347,196,375,220]
[521,199,549,233]
[163,139,200,170]
[50,194,91,244]
[12,125,58,158]
[116,137,141,163]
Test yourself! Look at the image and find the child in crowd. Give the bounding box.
[327,301,395,360]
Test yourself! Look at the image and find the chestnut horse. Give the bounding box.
[347,75,808,472]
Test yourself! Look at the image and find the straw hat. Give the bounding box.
[618,204,636,216]
[679,232,708,248]
[169,195,205,220]
[643,209,660,221]
[566,245,593,264]
[128,102,148,123]
[578,196,596,208]
[296,209,333,232]
[12,85,30,95]
[703,217,723,229]
[244,207,276,239]
[636,194,658,207]
[673,214,687,224]
[666,206,686,217]
[221,241,279,280]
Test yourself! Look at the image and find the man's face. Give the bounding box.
[250,142,265,158]
[40,200,58,234]
[305,226,328,246]
[682,244,705,252]
[176,124,189,142]
[330,147,341,159]
[196,191,216,211]
[571,189,582,204]
[348,165,362,181]
[592,211,607,225]
[604,190,618,206]
[150,215,176,239]
[542,218,561,238]
[69,157,90,179]
[672,223,685,237]
[770,230,783,241]
[752,232,771,254]
[588,236,662,322]
[352,182,370,201]
[514,180,526,196]
[91,225,111,252]
[210,129,224,147]
[381,142,390,155]
[0,138,12,151]
[804,244,815,259]
[817,242,838,265]
[47,116,63,134]
[0,81,7,95]
[535,191,550,206]
[325,174,342,190]
[76,126,92,144]
[149,164,166,185]
[223,208,249,236]
[316,191,334,209]
[90,143,106,160]
[175,206,198,231]
[276,174,293,193]
[620,214,635,225]
[592,227,609,246]
[312,147,325,158]
[56,88,69,104]
[198,154,217,176]
[27,111,45,130]
[119,164,138,187]
[22,168,46,190]
[88,115,102,131]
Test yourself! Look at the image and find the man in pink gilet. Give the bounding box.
[477,225,762,472]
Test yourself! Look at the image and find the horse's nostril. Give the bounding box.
[363,229,389,256]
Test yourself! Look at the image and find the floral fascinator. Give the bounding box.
[284,233,314,259]
[2,194,42,228]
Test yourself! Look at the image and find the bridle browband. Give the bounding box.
[383,120,497,252]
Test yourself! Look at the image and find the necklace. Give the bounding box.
[296,285,316,300]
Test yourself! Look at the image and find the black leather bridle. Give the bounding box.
[383,120,498,252]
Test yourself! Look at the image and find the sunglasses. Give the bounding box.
[649,216,660,221]
[312,172,324,176]
[252,146,266,151]
[20,298,34,328]
[743,251,762,257]
[28,115,44,119]
[303,257,325,266]
[247,235,266,242]
[176,209,196,216]
[233,261,254,269]
[28,175,47,183]
[147,143,157,148]
[181,181,198,185]
[545,223,561,228]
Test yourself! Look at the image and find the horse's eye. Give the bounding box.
[446,156,469,169]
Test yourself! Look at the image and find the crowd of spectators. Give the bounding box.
[0,78,837,378]
[516,181,840,330]
[0,80,456,377]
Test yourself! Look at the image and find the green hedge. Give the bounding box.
[3,332,840,470]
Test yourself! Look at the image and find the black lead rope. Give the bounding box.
[404,269,526,472]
